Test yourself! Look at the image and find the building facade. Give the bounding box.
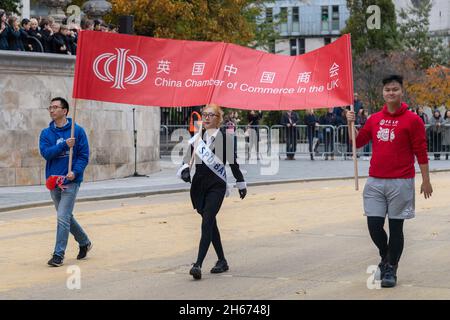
[264,0,350,55]
[394,0,450,46]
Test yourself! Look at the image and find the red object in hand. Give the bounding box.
[46,175,68,191]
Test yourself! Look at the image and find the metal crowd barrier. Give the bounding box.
[235,125,270,160]
[335,125,370,159]
[159,125,188,156]
[270,124,338,159]
[159,123,450,160]
[159,125,169,156]
[426,123,450,160]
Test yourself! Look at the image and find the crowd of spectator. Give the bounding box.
[219,92,450,161]
[1,8,117,54]
[416,107,450,160]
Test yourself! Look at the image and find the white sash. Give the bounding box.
[195,139,227,183]
[181,131,236,197]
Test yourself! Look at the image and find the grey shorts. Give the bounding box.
[363,177,415,220]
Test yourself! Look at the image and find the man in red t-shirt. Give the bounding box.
[347,75,433,288]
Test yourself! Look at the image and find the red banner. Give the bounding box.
[73,31,353,110]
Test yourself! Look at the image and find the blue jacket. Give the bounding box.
[39,118,89,184]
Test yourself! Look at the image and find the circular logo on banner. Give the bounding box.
[93,48,148,89]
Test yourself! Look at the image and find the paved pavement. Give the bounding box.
[1,174,450,299]
[1,156,450,212]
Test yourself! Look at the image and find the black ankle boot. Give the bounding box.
[377,258,388,280]
[211,259,229,274]
[189,264,202,280]
[381,264,398,288]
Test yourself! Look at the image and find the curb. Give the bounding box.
[1,169,449,213]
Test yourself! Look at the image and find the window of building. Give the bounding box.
[280,7,288,33]
[332,6,339,30]
[298,38,305,54]
[290,39,297,56]
[269,39,275,53]
[292,7,300,32]
[321,6,329,31]
[266,7,273,24]
[289,38,305,55]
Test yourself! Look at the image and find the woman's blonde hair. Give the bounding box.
[203,103,224,124]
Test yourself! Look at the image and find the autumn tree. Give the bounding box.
[108,0,279,47]
[407,66,450,109]
[353,50,425,113]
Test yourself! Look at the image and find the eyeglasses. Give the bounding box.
[47,105,63,111]
[201,112,218,119]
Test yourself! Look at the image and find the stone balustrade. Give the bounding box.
[0,51,160,186]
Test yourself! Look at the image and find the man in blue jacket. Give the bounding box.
[39,97,92,267]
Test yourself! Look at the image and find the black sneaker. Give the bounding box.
[211,259,229,274]
[378,259,388,280]
[189,264,202,280]
[381,264,398,288]
[77,242,93,260]
[48,254,64,267]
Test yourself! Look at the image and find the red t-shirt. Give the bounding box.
[356,102,428,179]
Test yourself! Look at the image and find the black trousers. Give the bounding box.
[367,217,404,265]
[285,127,297,156]
[323,131,334,153]
[194,187,226,267]
[307,128,316,154]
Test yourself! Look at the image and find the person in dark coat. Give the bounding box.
[357,109,370,158]
[246,110,263,160]
[20,18,33,51]
[304,109,319,160]
[178,104,247,280]
[319,108,338,160]
[66,25,78,55]
[7,16,25,51]
[39,19,53,53]
[281,110,300,160]
[354,93,363,114]
[430,109,444,160]
[0,10,9,50]
[442,110,450,160]
[50,23,69,54]
[27,18,43,52]
[341,108,356,159]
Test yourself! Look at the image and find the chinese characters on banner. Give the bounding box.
[73,31,353,110]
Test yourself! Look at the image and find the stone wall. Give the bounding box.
[0,51,160,186]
